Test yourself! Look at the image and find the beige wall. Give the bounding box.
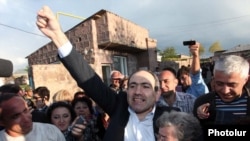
[31,64,82,103]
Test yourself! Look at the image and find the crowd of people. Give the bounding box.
[0,5,249,141]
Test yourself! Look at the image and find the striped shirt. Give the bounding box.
[215,93,248,124]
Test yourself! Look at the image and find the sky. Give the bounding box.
[1,0,250,72]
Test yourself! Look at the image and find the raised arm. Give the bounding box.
[189,42,200,75]
[36,5,68,48]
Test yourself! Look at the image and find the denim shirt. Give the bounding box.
[157,92,196,114]
[186,69,209,98]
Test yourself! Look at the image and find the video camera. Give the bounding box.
[183,40,196,46]
[0,58,13,77]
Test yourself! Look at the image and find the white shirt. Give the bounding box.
[58,41,73,58]
[124,106,156,141]
[0,122,66,141]
[58,41,157,140]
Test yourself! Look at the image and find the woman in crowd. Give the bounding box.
[52,89,73,103]
[71,97,106,141]
[47,101,85,141]
[156,111,202,141]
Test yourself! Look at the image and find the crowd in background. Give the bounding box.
[0,5,250,141]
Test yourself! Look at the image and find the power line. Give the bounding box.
[1,14,250,40]
[0,23,46,38]
[165,14,250,30]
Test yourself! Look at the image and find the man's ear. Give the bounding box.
[174,78,178,85]
[155,87,162,101]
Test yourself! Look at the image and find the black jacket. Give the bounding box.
[60,48,178,141]
[193,87,250,126]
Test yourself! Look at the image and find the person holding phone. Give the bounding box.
[47,101,85,141]
[71,97,106,140]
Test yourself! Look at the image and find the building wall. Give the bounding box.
[30,64,81,103]
[26,10,157,90]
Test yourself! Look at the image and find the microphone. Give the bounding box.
[0,59,13,77]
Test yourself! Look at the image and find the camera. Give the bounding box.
[75,115,85,124]
[68,115,86,132]
[183,40,196,46]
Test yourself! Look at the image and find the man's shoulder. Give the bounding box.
[33,122,58,131]
[194,92,215,105]
[156,105,181,112]
[176,91,196,99]
[196,91,214,99]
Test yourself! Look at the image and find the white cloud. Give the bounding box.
[1,0,250,71]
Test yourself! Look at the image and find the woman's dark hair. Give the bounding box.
[73,91,86,99]
[47,101,76,123]
[71,97,94,115]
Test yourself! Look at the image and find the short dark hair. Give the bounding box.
[33,86,50,101]
[0,84,22,94]
[162,67,177,78]
[177,66,190,78]
[0,93,20,119]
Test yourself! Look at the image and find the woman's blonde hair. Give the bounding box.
[52,89,73,103]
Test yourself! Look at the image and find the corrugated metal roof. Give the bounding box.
[224,44,250,53]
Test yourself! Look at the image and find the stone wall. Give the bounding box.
[31,64,82,103]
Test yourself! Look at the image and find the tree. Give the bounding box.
[199,44,205,57]
[160,47,178,61]
[209,41,223,53]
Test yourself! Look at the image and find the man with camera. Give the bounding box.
[178,41,209,97]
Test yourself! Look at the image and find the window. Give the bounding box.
[102,65,111,86]
[113,56,128,76]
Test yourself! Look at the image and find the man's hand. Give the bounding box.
[197,103,210,119]
[36,6,69,48]
[189,42,200,57]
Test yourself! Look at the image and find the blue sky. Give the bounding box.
[1,0,250,71]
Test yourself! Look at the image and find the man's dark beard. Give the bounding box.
[182,85,190,92]
[162,90,175,99]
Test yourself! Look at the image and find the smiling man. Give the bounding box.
[0,93,65,141]
[193,55,250,125]
[36,6,178,141]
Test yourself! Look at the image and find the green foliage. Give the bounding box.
[199,44,205,56]
[209,41,223,53]
[160,47,178,61]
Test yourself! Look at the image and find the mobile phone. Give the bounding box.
[68,116,85,132]
[75,115,85,124]
[183,40,196,46]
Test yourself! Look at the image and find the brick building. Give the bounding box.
[26,9,157,97]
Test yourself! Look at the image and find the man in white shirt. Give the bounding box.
[0,93,65,141]
[36,6,179,141]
